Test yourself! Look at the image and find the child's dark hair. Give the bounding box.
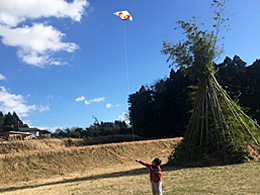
[153,158,161,166]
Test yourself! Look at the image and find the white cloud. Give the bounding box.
[75,96,85,102]
[106,103,121,108]
[84,97,105,105]
[22,120,33,127]
[118,112,130,125]
[38,104,50,113]
[106,103,112,108]
[0,0,89,27]
[0,24,78,67]
[0,73,6,80]
[84,100,91,105]
[92,97,105,103]
[0,0,89,67]
[76,96,105,105]
[0,86,36,117]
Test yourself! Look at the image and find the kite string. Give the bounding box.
[123,22,135,141]
[123,22,130,95]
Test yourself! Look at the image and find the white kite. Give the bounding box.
[114,10,133,22]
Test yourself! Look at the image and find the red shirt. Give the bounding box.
[139,161,162,182]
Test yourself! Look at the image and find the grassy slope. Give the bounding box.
[0,138,259,195]
[0,138,181,184]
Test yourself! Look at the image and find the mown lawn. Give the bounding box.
[0,161,259,195]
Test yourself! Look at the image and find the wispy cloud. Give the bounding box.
[0,86,36,117]
[47,95,54,99]
[0,73,6,80]
[90,97,105,103]
[75,96,85,102]
[106,103,122,108]
[0,86,49,116]
[0,0,89,67]
[38,104,50,113]
[75,96,105,105]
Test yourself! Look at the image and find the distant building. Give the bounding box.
[40,130,52,138]
[0,128,51,141]
[0,131,32,141]
[18,128,51,138]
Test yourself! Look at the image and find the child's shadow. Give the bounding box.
[0,167,149,193]
[0,165,182,193]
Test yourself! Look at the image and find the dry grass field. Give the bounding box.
[0,138,180,183]
[0,138,259,195]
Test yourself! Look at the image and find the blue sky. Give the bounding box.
[0,0,259,131]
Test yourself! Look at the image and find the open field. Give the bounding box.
[0,138,259,194]
[0,161,259,194]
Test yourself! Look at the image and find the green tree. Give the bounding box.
[0,112,28,132]
[153,69,192,137]
[0,112,4,132]
[12,112,23,130]
[217,56,260,123]
[128,85,159,137]
[162,0,260,165]
[3,112,14,131]
[128,69,193,138]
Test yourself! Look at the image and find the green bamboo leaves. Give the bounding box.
[163,0,260,165]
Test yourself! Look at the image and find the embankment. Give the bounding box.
[0,138,181,184]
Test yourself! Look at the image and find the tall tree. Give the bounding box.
[217,57,260,123]
[0,112,27,132]
[0,112,4,132]
[3,112,14,131]
[162,0,260,165]
[129,86,159,137]
[128,70,193,138]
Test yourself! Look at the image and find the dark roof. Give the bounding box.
[40,130,51,134]
[18,128,50,134]
[19,128,40,132]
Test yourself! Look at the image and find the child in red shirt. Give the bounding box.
[135,158,163,195]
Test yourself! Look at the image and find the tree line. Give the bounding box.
[0,112,29,132]
[52,120,130,138]
[128,55,260,139]
[1,56,259,140]
[0,111,130,139]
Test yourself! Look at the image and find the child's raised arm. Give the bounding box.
[135,159,151,167]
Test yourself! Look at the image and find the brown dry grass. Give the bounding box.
[0,160,259,194]
[0,138,85,155]
[0,138,181,184]
[0,138,259,194]
[245,145,260,160]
